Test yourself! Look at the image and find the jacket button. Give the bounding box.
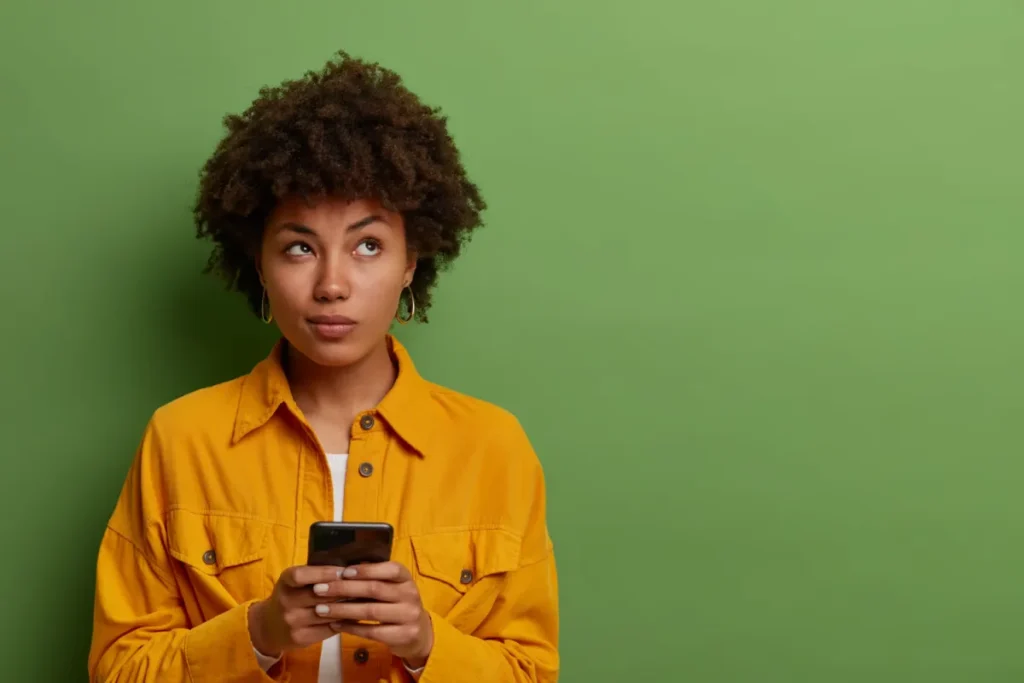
[202,550,216,565]
[358,462,374,477]
[460,569,474,584]
[359,415,375,430]
[354,647,370,663]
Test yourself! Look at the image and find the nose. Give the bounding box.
[312,254,350,302]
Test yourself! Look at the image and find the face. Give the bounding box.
[258,196,416,368]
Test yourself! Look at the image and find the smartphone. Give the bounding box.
[307,521,394,568]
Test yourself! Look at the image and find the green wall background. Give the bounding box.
[1,1,1022,680]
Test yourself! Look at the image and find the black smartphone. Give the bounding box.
[307,521,394,568]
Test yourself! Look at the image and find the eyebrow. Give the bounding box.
[278,214,387,236]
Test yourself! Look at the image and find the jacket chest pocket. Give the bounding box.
[167,508,276,606]
[410,529,521,619]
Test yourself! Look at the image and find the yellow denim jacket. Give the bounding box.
[88,336,559,682]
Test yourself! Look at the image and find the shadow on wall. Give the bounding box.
[159,245,281,388]
[49,205,278,681]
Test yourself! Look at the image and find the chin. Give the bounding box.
[285,329,374,368]
[305,341,367,368]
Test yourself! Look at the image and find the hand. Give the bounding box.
[248,565,349,657]
[315,561,434,668]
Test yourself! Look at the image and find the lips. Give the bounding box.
[307,315,357,340]
[308,315,357,325]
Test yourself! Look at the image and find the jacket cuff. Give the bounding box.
[418,611,498,683]
[254,645,282,671]
[185,601,281,683]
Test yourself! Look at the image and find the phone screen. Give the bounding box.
[307,522,393,567]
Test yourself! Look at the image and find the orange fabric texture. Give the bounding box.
[88,336,559,682]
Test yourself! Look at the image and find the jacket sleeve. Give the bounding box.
[87,418,278,683]
[418,418,560,683]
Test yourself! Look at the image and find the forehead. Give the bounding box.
[267,196,403,231]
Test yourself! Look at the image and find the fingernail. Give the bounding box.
[315,604,330,616]
[336,568,347,580]
[313,583,329,595]
[343,567,357,578]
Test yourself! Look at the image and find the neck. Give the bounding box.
[284,338,398,422]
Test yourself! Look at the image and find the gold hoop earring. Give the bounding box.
[260,288,273,324]
[395,285,415,324]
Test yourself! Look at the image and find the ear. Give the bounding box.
[249,229,269,287]
[254,253,265,288]
[402,253,418,288]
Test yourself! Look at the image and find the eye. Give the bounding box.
[285,242,313,256]
[354,239,381,257]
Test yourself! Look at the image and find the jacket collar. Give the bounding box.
[232,335,437,456]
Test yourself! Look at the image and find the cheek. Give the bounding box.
[353,266,405,311]
[264,268,310,310]
[365,276,404,306]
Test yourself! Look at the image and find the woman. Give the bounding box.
[88,51,559,683]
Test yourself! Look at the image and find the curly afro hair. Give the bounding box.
[193,50,486,322]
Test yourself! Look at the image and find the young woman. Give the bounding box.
[88,52,559,683]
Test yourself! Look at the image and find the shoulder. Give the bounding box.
[424,380,522,430]
[423,380,525,437]
[108,375,248,538]
[421,382,553,558]
[131,374,248,471]
[126,376,247,487]
[148,376,245,435]
[420,380,542,468]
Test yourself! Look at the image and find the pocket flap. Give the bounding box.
[411,529,521,593]
[167,508,272,574]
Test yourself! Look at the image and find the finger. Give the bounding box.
[314,599,416,624]
[285,598,378,630]
[292,623,338,647]
[292,579,347,606]
[305,578,399,604]
[282,605,332,630]
[281,565,345,588]
[330,621,415,646]
[333,579,405,603]
[295,575,407,607]
[340,561,412,582]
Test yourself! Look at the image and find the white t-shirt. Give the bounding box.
[253,453,348,682]
[316,453,350,682]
